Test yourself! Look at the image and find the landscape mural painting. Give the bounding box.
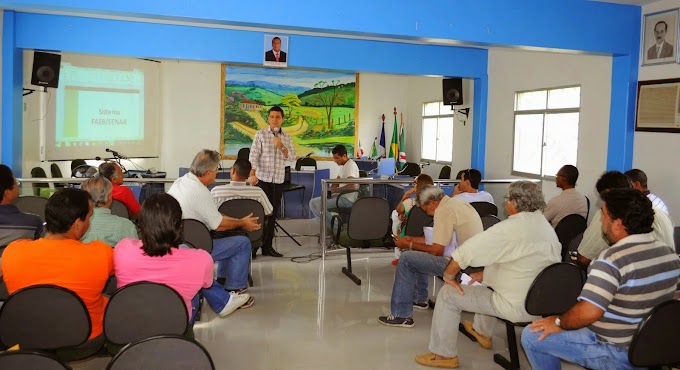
[220,65,358,159]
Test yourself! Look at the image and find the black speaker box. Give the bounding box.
[31,52,61,88]
[443,78,464,105]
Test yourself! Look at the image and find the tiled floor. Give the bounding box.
[73,219,580,370]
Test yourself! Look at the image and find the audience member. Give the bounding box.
[379,185,483,328]
[248,106,297,258]
[168,149,258,308]
[99,162,141,220]
[2,188,112,345]
[80,177,138,247]
[624,168,669,215]
[212,158,273,216]
[309,144,360,230]
[114,193,250,321]
[0,164,43,246]
[414,181,560,369]
[522,188,680,369]
[543,165,588,227]
[391,174,434,265]
[452,168,494,204]
[576,171,674,269]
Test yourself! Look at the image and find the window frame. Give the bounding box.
[511,85,581,180]
[421,100,455,164]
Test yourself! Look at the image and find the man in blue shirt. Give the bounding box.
[0,165,43,247]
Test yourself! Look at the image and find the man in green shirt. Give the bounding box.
[81,177,138,247]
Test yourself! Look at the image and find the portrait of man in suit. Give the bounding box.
[647,21,674,60]
[264,36,288,65]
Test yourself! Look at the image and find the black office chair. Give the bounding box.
[493,262,584,370]
[628,299,680,370]
[295,157,317,171]
[218,199,265,243]
[0,350,73,370]
[0,285,92,352]
[104,282,188,354]
[110,199,130,219]
[438,165,451,179]
[469,201,498,217]
[181,219,213,254]
[236,147,250,160]
[480,215,501,230]
[555,214,587,261]
[674,226,680,255]
[276,166,304,245]
[50,163,67,189]
[106,335,215,370]
[70,159,87,173]
[13,196,48,222]
[567,232,584,260]
[399,162,421,177]
[403,205,433,237]
[334,197,391,285]
[30,167,49,196]
[71,165,97,178]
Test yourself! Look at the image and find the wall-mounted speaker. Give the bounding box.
[31,52,62,88]
[442,78,463,106]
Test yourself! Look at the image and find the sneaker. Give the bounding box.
[378,314,414,328]
[413,301,429,310]
[237,296,255,309]
[228,287,248,294]
[391,259,399,266]
[415,352,459,368]
[462,320,493,349]
[218,292,251,317]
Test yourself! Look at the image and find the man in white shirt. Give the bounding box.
[211,159,273,216]
[309,144,359,229]
[624,168,669,215]
[543,165,589,227]
[452,168,494,204]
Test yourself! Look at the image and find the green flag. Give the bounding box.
[389,114,399,159]
[370,137,378,158]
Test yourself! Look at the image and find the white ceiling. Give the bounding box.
[593,0,659,5]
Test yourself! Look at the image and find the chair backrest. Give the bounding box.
[110,200,130,219]
[347,197,391,240]
[283,166,292,184]
[30,167,49,196]
[438,165,451,179]
[359,170,368,178]
[104,282,188,345]
[0,350,73,370]
[469,201,498,217]
[567,232,584,255]
[403,205,433,237]
[0,285,91,350]
[628,299,680,368]
[525,262,584,316]
[555,214,588,261]
[181,219,213,254]
[218,198,265,242]
[70,159,87,172]
[674,226,680,255]
[106,335,215,370]
[13,196,48,222]
[236,148,250,160]
[400,162,421,177]
[585,195,590,220]
[49,164,67,189]
[295,157,317,171]
[480,215,501,231]
[71,165,98,178]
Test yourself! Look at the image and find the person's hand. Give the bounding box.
[393,235,410,250]
[443,275,465,295]
[404,187,416,197]
[527,315,562,340]
[399,213,407,224]
[273,136,283,150]
[248,175,259,186]
[453,184,462,195]
[241,213,261,232]
[468,271,484,284]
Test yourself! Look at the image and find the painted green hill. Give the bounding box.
[299,82,356,107]
[226,85,283,105]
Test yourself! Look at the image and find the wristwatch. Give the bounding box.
[554,316,561,328]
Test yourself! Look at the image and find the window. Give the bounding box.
[421,101,454,163]
[512,86,580,178]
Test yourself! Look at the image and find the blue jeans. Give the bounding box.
[179,244,233,316]
[212,235,251,290]
[521,326,643,370]
[390,251,450,318]
[309,195,354,230]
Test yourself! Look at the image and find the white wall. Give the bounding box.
[486,48,613,218]
[635,0,680,225]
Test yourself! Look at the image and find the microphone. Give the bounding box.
[95,156,101,161]
[305,152,313,158]
[106,148,128,159]
[271,130,279,137]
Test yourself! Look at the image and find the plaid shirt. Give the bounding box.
[249,127,296,184]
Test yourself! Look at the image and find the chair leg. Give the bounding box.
[195,293,204,322]
[493,321,521,370]
[341,245,361,285]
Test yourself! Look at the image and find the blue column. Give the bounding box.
[2,10,23,175]
[606,55,638,171]
[471,76,488,175]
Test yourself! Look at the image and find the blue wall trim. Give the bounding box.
[1,11,23,175]
[471,76,488,175]
[606,54,639,171]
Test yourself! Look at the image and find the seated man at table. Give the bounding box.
[99,162,141,220]
[378,185,483,328]
[309,144,360,229]
[543,164,589,227]
[2,188,113,347]
[625,168,669,215]
[0,164,43,247]
[211,159,273,216]
[80,177,138,247]
[415,181,560,368]
[168,149,259,307]
[452,168,494,204]
[575,171,674,270]
[522,188,680,369]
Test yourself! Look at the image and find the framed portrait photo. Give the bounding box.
[642,9,679,66]
[263,34,289,68]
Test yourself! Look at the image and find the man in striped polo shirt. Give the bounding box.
[521,188,680,370]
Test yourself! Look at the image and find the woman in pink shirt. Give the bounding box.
[114,193,249,322]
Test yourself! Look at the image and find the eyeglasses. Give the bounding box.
[14,179,20,187]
